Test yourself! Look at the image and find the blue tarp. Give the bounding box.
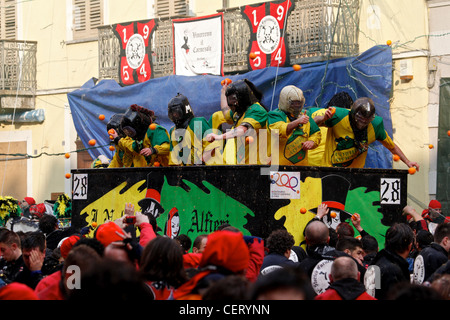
[67,45,393,168]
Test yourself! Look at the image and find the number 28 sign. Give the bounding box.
[113,20,157,86]
[241,0,294,70]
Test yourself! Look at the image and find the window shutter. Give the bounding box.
[0,0,17,40]
[155,0,189,18]
[73,0,103,40]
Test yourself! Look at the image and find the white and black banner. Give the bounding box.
[173,13,224,76]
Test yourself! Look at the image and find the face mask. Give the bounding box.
[354,112,374,130]
[289,100,304,118]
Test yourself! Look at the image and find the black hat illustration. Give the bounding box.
[309,174,353,222]
[138,171,165,218]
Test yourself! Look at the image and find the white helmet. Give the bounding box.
[278,85,305,117]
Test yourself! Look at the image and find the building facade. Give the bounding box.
[0,0,440,215]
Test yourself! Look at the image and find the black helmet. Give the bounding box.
[350,97,375,130]
[327,91,354,109]
[120,105,154,141]
[225,79,263,115]
[168,93,194,128]
[107,113,125,137]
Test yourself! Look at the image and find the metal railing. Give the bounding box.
[0,40,37,95]
[98,0,359,81]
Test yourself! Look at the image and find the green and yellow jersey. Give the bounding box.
[169,117,219,166]
[322,107,395,168]
[268,108,321,166]
[223,102,269,165]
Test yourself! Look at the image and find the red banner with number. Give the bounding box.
[113,19,157,86]
[241,0,294,71]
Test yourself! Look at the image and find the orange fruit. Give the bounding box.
[429,144,434,149]
[65,173,71,179]
[88,139,96,146]
[448,130,450,136]
[249,52,257,60]
[149,123,157,130]
[91,222,98,228]
[300,208,307,214]
[221,78,232,86]
[109,145,115,151]
[293,64,301,71]
[386,40,392,46]
[108,129,115,135]
[153,162,161,167]
[408,167,416,175]
[65,153,70,159]
[330,212,337,218]
[352,213,360,220]
[393,154,400,162]
[330,107,336,115]
[98,114,105,121]
[246,136,254,144]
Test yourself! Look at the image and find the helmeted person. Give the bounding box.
[111,105,170,167]
[268,85,321,166]
[313,97,420,170]
[308,91,354,166]
[107,113,131,168]
[168,93,219,166]
[206,79,269,165]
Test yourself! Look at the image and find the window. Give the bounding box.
[0,0,16,40]
[155,0,189,18]
[73,0,103,40]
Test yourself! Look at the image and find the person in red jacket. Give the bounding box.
[36,245,101,300]
[174,230,251,300]
[315,256,377,300]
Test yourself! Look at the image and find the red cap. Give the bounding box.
[95,221,125,247]
[60,235,81,259]
[0,283,38,300]
[24,197,36,206]
[29,203,46,218]
[199,230,250,273]
[429,200,442,209]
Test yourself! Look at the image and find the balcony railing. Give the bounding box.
[0,40,37,96]
[98,0,360,81]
